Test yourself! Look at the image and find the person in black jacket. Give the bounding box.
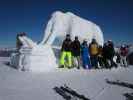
[103,40,117,68]
[71,36,81,69]
[107,40,117,68]
[97,45,104,68]
[102,42,110,68]
[59,34,72,68]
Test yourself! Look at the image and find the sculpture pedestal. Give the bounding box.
[10,45,58,72]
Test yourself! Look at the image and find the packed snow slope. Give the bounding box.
[40,11,104,46]
[1,57,133,100]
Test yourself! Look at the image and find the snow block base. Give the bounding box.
[10,45,58,72]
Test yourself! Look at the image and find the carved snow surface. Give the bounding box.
[41,11,104,46]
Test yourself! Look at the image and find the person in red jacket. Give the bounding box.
[120,44,128,67]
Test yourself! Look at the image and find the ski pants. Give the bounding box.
[90,55,98,69]
[98,56,104,68]
[120,56,128,67]
[82,55,91,69]
[103,57,109,68]
[60,51,72,67]
[72,56,81,69]
[110,57,117,68]
[104,57,117,68]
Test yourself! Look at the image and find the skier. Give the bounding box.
[103,40,117,68]
[89,38,99,69]
[107,40,117,68]
[97,45,104,68]
[59,34,72,68]
[115,49,121,65]
[71,36,81,69]
[81,40,91,69]
[119,44,128,67]
[102,42,110,68]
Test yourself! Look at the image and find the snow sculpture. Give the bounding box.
[10,11,104,72]
[10,35,57,72]
[41,11,104,46]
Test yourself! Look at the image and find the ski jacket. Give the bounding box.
[61,39,72,52]
[108,43,115,58]
[103,42,115,59]
[71,40,81,57]
[89,42,99,56]
[120,47,128,56]
[81,43,89,57]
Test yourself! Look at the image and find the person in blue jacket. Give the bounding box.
[81,40,91,69]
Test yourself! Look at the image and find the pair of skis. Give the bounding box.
[53,84,90,100]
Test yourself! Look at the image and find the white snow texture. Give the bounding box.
[41,11,104,46]
[1,57,133,100]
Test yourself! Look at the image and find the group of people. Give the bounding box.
[16,33,129,70]
[59,34,129,69]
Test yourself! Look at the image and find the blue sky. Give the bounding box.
[0,0,133,47]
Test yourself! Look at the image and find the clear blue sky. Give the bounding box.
[0,0,133,47]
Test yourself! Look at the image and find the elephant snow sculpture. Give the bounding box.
[40,11,104,47]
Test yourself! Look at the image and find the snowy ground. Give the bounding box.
[0,57,133,100]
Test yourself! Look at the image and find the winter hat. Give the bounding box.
[121,44,125,48]
[92,38,96,43]
[66,34,70,37]
[108,40,112,43]
[83,39,87,42]
[75,36,78,40]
